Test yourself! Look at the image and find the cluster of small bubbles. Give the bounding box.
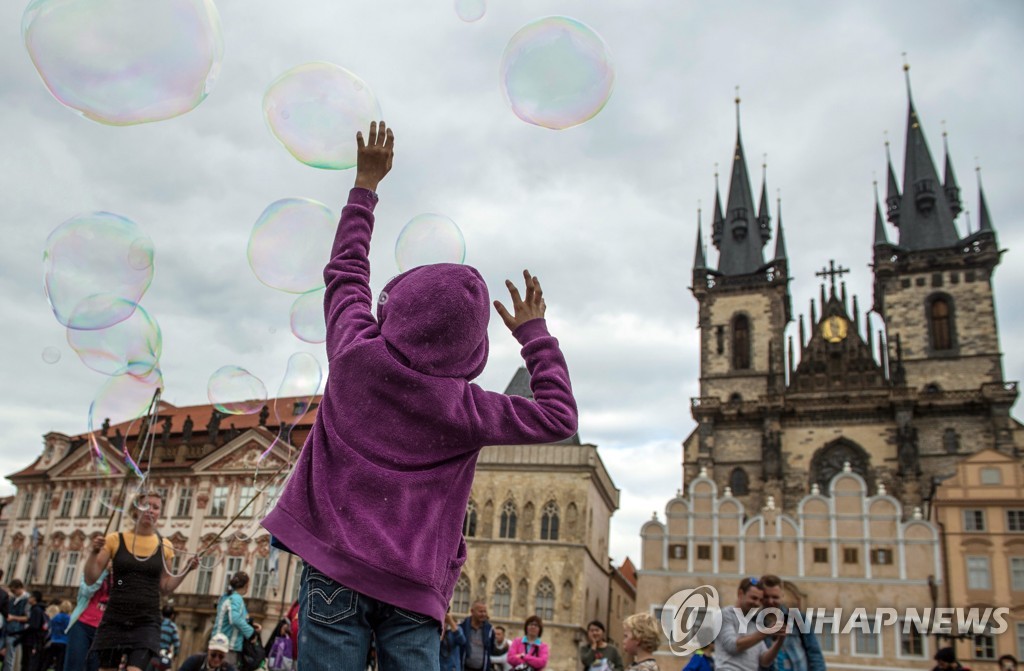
[248,198,336,294]
[44,212,155,330]
[42,346,61,364]
[289,289,326,344]
[67,302,162,377]
[207,366,268,415]
[454,0,486,22]
[499,16,615,130]
[22,0,223,125]
[263,62,382,170]
[395,214,467,272]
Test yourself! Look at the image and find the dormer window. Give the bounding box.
[731,222,748,242]
[914,179,936,213]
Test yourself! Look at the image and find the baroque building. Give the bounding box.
[637,69,1022,670]
[3,370,629,664]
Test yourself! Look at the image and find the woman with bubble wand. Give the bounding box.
[84,489,200,671]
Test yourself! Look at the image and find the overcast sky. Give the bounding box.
[2,1,1022,565]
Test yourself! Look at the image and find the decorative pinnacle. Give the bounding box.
[735,85,741,129]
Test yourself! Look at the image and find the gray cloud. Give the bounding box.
[2,1,1022,565]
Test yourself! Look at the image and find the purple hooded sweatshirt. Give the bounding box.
[262,188,578,624]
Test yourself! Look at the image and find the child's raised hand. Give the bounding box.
[494,269,546,332]
[354,120,395,192]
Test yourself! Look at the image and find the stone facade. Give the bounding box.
[932,449,1024,669]
[457,442,628,671]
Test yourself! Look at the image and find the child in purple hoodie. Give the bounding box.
[261,121,578,671]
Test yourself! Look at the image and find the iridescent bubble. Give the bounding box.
[455,0,486,22]
[248,198,335,294]
[42,346,61,364]
[207,366,268,415]
[274,353,322,422]
[88,368,163,436]
[500,16,615,130]
[67,302,161,377]
[263,62,382,170]
[44,212,154,330]
[290,289,326,344]
[395,214,467,272]
[22,0,223,125]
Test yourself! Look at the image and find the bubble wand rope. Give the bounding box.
[103,388,162,536]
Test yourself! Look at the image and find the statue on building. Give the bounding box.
[259,405,269,427]
[207,411,222,444]
[182,415,194,444]
[160,416,172,447]
[897,424,920,476]
[101,417,110,437]
[225,423,240,443]
[762,430,783,481]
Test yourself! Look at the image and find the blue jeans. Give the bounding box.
[298,563,440,671]
[64,623,100,671]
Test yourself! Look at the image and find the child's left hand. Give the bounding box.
[494,269,546,332]
[354,120,395,192]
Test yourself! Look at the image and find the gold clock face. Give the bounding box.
[821,315,849,343]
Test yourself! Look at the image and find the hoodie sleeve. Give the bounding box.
[471,319,578,446]
[324,188,380,360]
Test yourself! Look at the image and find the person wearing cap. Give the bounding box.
[177,634,237,671]
[933,647,971,671]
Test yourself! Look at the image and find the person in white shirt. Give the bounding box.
[715,577,785,671]
[490,626,510,671]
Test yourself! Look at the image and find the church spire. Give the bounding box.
[895,59,961,250]
[716,89,767,276]
[885,135,901,226]
[977,166,995,235]
[758,156,771,245]
[873,180,891,248]
[773,192,787,262]
[711,165,724,249]
[942,123,962,218]
[693,207,707,271]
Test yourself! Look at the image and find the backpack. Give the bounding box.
[239,632,267,671]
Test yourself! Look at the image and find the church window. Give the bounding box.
[965,271,976,283]
[1006,510,1024,532]
[931,272,943,287]
[669,544,687,560]
[813,548,829,563]
[870,548,894,565]
[979,468,1001,485]
[491,576,511,617]
[540,501,559,541]
[963,509,986,532]
[716,326,725,355]
[534,578,555,620]
[452,575,471,613]
[928,295,954,351]
[499,501,518,539]
[721,545,735,561]
[843,548,859,564]
[950,272,959,284]
[728,393,743,405]
[916,277,926,287]
[697,545,711,560]
[463,500,478,537]
[901,279,911,289]
[732,315,751,370]
[729,468,750,496]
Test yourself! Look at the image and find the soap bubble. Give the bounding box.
[500,16,615,130]
[263,62,382,170]
[42,347,61,364]
[455,0,486,22]
[44,212,154,330]
[248,198,336,294]
[88,368,163,438]
[290,289,326,344]
[67,302,161,377]
[22,0,223,125]
[207,366,268,415]
[395,214,466,272]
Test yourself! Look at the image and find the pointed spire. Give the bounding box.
[873,180,891,248]
[773,192,788,261]
[717,88,766,275]
[897,58,961,250]
[757,155,771,244]
[942,122,962,218]
[885,134,901,226]
[976,165,994,234]
[693,207,707,271]
[711,165,724,248]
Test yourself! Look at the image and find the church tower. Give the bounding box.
[690,96,792,491]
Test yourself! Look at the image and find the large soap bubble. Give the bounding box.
[395,214,466,272]
[500,16,615,130]
[22,0,223,125]
[455,0,486,22]
[44,212,154,330]
[290,289,326,344]
[208,366,268,415]
[263,62,382,170]
[67,302,162,376]
[248,198,336,294]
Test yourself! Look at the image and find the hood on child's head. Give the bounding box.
[377,263,490,380]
